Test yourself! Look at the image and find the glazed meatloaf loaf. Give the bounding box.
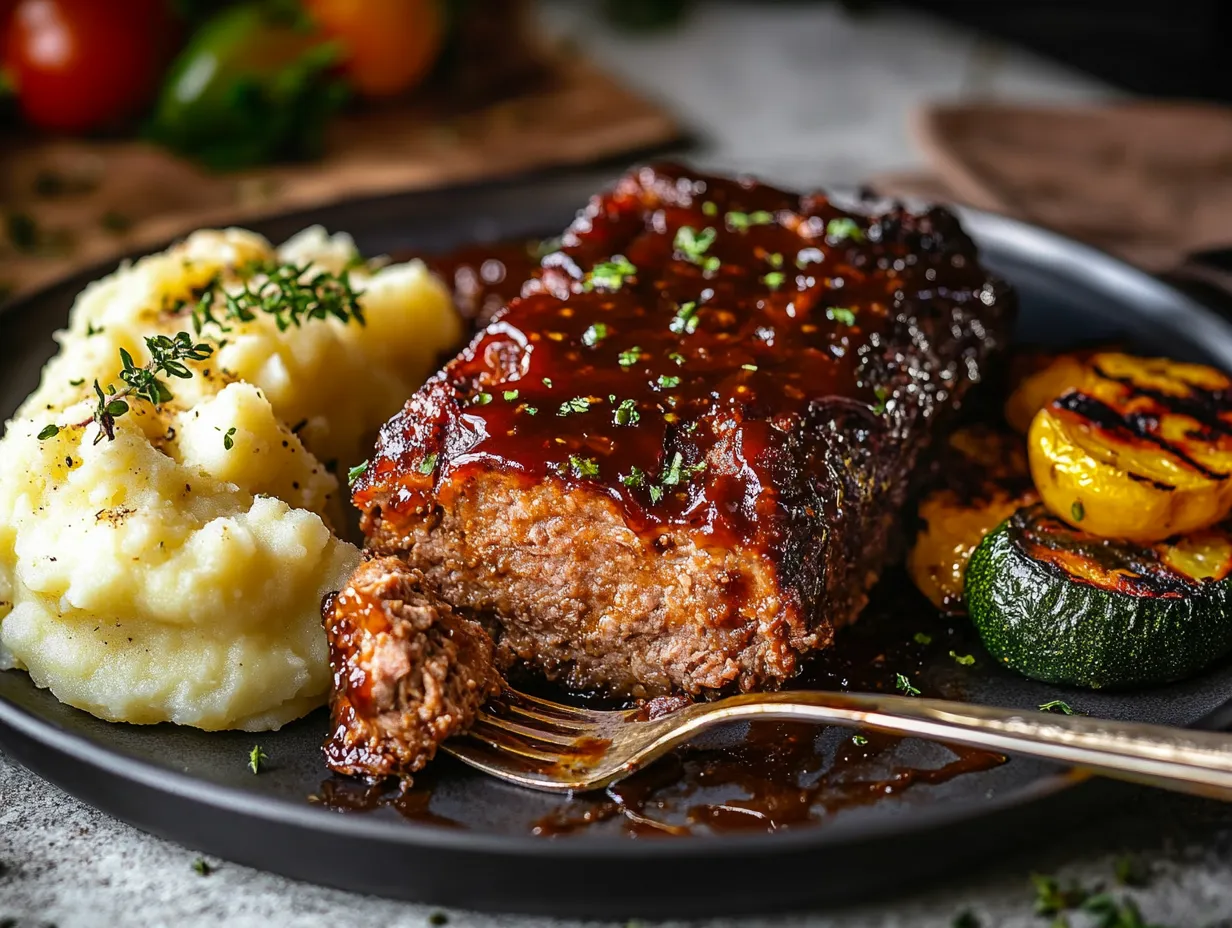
[347,163,1014,701]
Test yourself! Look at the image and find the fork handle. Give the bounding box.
[676,692,1232,800]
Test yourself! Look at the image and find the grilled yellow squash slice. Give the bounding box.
[908,426,1038,611]
[1004,351,1096,433]
[1027,353,1232,542]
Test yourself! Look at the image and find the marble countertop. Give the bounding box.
[9,2,1232,926]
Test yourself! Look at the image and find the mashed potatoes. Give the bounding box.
[0,227,462,730]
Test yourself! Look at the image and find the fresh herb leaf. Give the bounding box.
[762,271,785,290]
[569,454,600,478]
[669,301,700,335]
[825,217,864,243]
[668,352,685,366]
[205,262,365,334]
[851,734,869,747]
[657,374,681,389]
[1071,500,1085,523]
[913,632,933,645]
[586,257,637,291]
[1031,873,1089,916]
[192,858,214,876]
[674,226,717,264]
[618,346,642,368]
[525,407,538,416]
[766,252,784,269]
[648,485,664,503]
[871,385,889,416]
[741,363,758,372]
[701,201,718,217]
[471,392,493,406]
[726,210,775,232]
[895,673,920,696]
[503,389,519,401]
[660,451,705,488]
[621,467,646,489]
[348,460,369,486]
[417,452,438,475]
[1039,699,1077,715]
[614,399,640,426]
[223,426,237,450]
[542,377,553,388]
[82,333,213,443]
[69,378,85,387]
[558,396,592,416]
[949,651,975,666]
[582,323,609,347]
[826,307,856,326]
[248,745,268,774]
[702,255,721,274]
[37,424,60,440]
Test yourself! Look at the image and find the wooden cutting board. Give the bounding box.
[0,47,681,300]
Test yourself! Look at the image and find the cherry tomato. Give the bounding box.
[4,0,175,132]
[304,0,444,100]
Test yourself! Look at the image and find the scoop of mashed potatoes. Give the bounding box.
[0,227,462,730]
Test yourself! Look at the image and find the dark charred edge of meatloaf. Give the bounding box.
[323,557,501,782]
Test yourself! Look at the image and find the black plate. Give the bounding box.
[3,169,1232,919]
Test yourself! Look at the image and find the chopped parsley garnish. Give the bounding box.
[648,485,665,503]
[851,734,868,746]
[37,424,60,440]
[871,385,889,416]
[189,261,365,336]
[417,452,438,475]
[894,673,920,696]
[669,301,700,335]
[585,257,637,291]
[949,651,975,666]
[913,632,933,645]
[569,454,600,478]
[826,307,856,326]
[657,374,681,389]
[69,378,85,386]
[702,255,721,274]
[223,427,237,451]
[558,396,592,416]
[620,467,646,489]
[741,363,758,372]
[613,399,640,426]
[524,406,538,415]
[660,451,705,487]
[348,460,369,486]
[766,252,784,269]
[542,377,553,388]
[86,321,105,336]
[825,217,864,243]
[1071,500,1085,522]
[192,858,214,877]
[248,745,268,774]
[618,346,642,368]
[726,210,775,232]
[762,271,785,290]
[701,201,718,216]
[1039,699,1077,715]
[582,322,609,347]
[471,392,493,406]
[503,389,519,401]
[673,226,717,264]
[668,352,685,366]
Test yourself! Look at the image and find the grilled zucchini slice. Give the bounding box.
[908,426,1038,611]
[1027,353,1232,542]
[966,503,1232,688]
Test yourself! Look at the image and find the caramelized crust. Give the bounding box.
[323,557,500,781]
[351,163,1013,699]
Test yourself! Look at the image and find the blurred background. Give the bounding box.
[2,0,1230,300]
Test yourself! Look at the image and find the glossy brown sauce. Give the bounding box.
[360,164,1002,552]
[421,240,544,329]
[314,568,1005,837]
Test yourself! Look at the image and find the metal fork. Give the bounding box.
[445,684,1232,798]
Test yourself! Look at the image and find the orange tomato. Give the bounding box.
[304,0,443,100]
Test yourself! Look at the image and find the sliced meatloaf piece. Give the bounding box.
[323,557,500,781]
[351,162,1014,700]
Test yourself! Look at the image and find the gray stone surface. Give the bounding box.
[6,2,1224,926]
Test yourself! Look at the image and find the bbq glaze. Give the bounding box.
[355,163,1008,550]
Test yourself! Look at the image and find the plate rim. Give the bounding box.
[3,175,1232,863]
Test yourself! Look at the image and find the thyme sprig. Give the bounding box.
[189,261,365,335]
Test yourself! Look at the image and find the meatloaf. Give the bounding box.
[323,557,501,781]
[349,162,1014,700]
